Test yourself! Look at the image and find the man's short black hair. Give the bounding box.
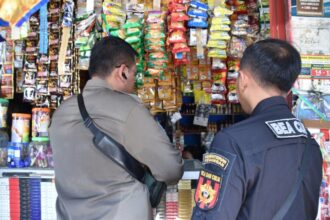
[240,38,301,93]
[88,36,138,78]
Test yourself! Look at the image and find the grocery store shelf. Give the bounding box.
[0,167,55,179]
[0,160,203,180]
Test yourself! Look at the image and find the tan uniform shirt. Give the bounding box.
[50,78,184,220]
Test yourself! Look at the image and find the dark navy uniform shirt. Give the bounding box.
[192,96,323,220]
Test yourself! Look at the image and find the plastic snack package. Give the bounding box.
[213,6,233,17]
[188,18,208,28]
[189,29,208,46]
[206,40,227,49]
[228,36,247,58]
[169,21,187,32]
[209,31,230,40]
[171,12,190,22]
[158,85,173,100]
[189,1,209,11]
[187,8,209,19]
[208,48,227,58]
[227,79,239,104]
[210,24,231,32]
[168,30,186,43]
[172,42,190,53]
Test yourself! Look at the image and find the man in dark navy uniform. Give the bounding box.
[192,39,323,220]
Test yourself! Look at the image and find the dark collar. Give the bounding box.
[251,96,289,116]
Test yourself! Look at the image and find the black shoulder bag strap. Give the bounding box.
[272,136,313,220]
[77,93,145,182]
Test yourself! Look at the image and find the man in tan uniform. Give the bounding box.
[50,36,184,220]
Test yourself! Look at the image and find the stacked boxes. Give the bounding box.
[29,178,41,220]
[0,178,10,219]
[165,185,179,220]
[178,180,194,219]
[9,178,20,220]
[41,179,57,219]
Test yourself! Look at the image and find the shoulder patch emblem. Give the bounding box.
[203,153,229,170]
[265,118,308,139]
[194,169,222,210]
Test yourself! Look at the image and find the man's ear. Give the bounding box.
[113,64,127,82]
[238,70,249,90]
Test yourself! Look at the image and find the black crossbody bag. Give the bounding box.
[77,94,167,208]
[272,137,312,220]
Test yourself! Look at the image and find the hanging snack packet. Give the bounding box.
[145,31,165,39]
[146,11,165,24]
[158,85,173,100]
[209,31,230,40]
[189,1,209,11]
[149,52,168,61]
[210,24,230,32]
[227,79,239,104]
[171,12,190,22]
[169,3,187,12]
[213,6,233,17]
[187,9,209,19]
[188,18,208,28]
[208,48,227,58]
[125,36,140,44]
[110,29,126,39]
[168,30,186,43]
[189,29,208,46]
[172,42,190,53]
[211,93,226,105]
[206,40,227,49]
[169,21,186,32]
[211,17,231,25]
[228,36,247,58]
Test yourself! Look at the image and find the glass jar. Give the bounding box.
[7,142,28,168]
[29,137,53,168]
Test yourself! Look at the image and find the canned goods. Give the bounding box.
[11,113,31,143]
[32,108,50,137]
[0,98,9,128]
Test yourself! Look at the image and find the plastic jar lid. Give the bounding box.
[12,113,32,119]
[0,98,9,105]
[32,137,49,142]
[32,108,50,113]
